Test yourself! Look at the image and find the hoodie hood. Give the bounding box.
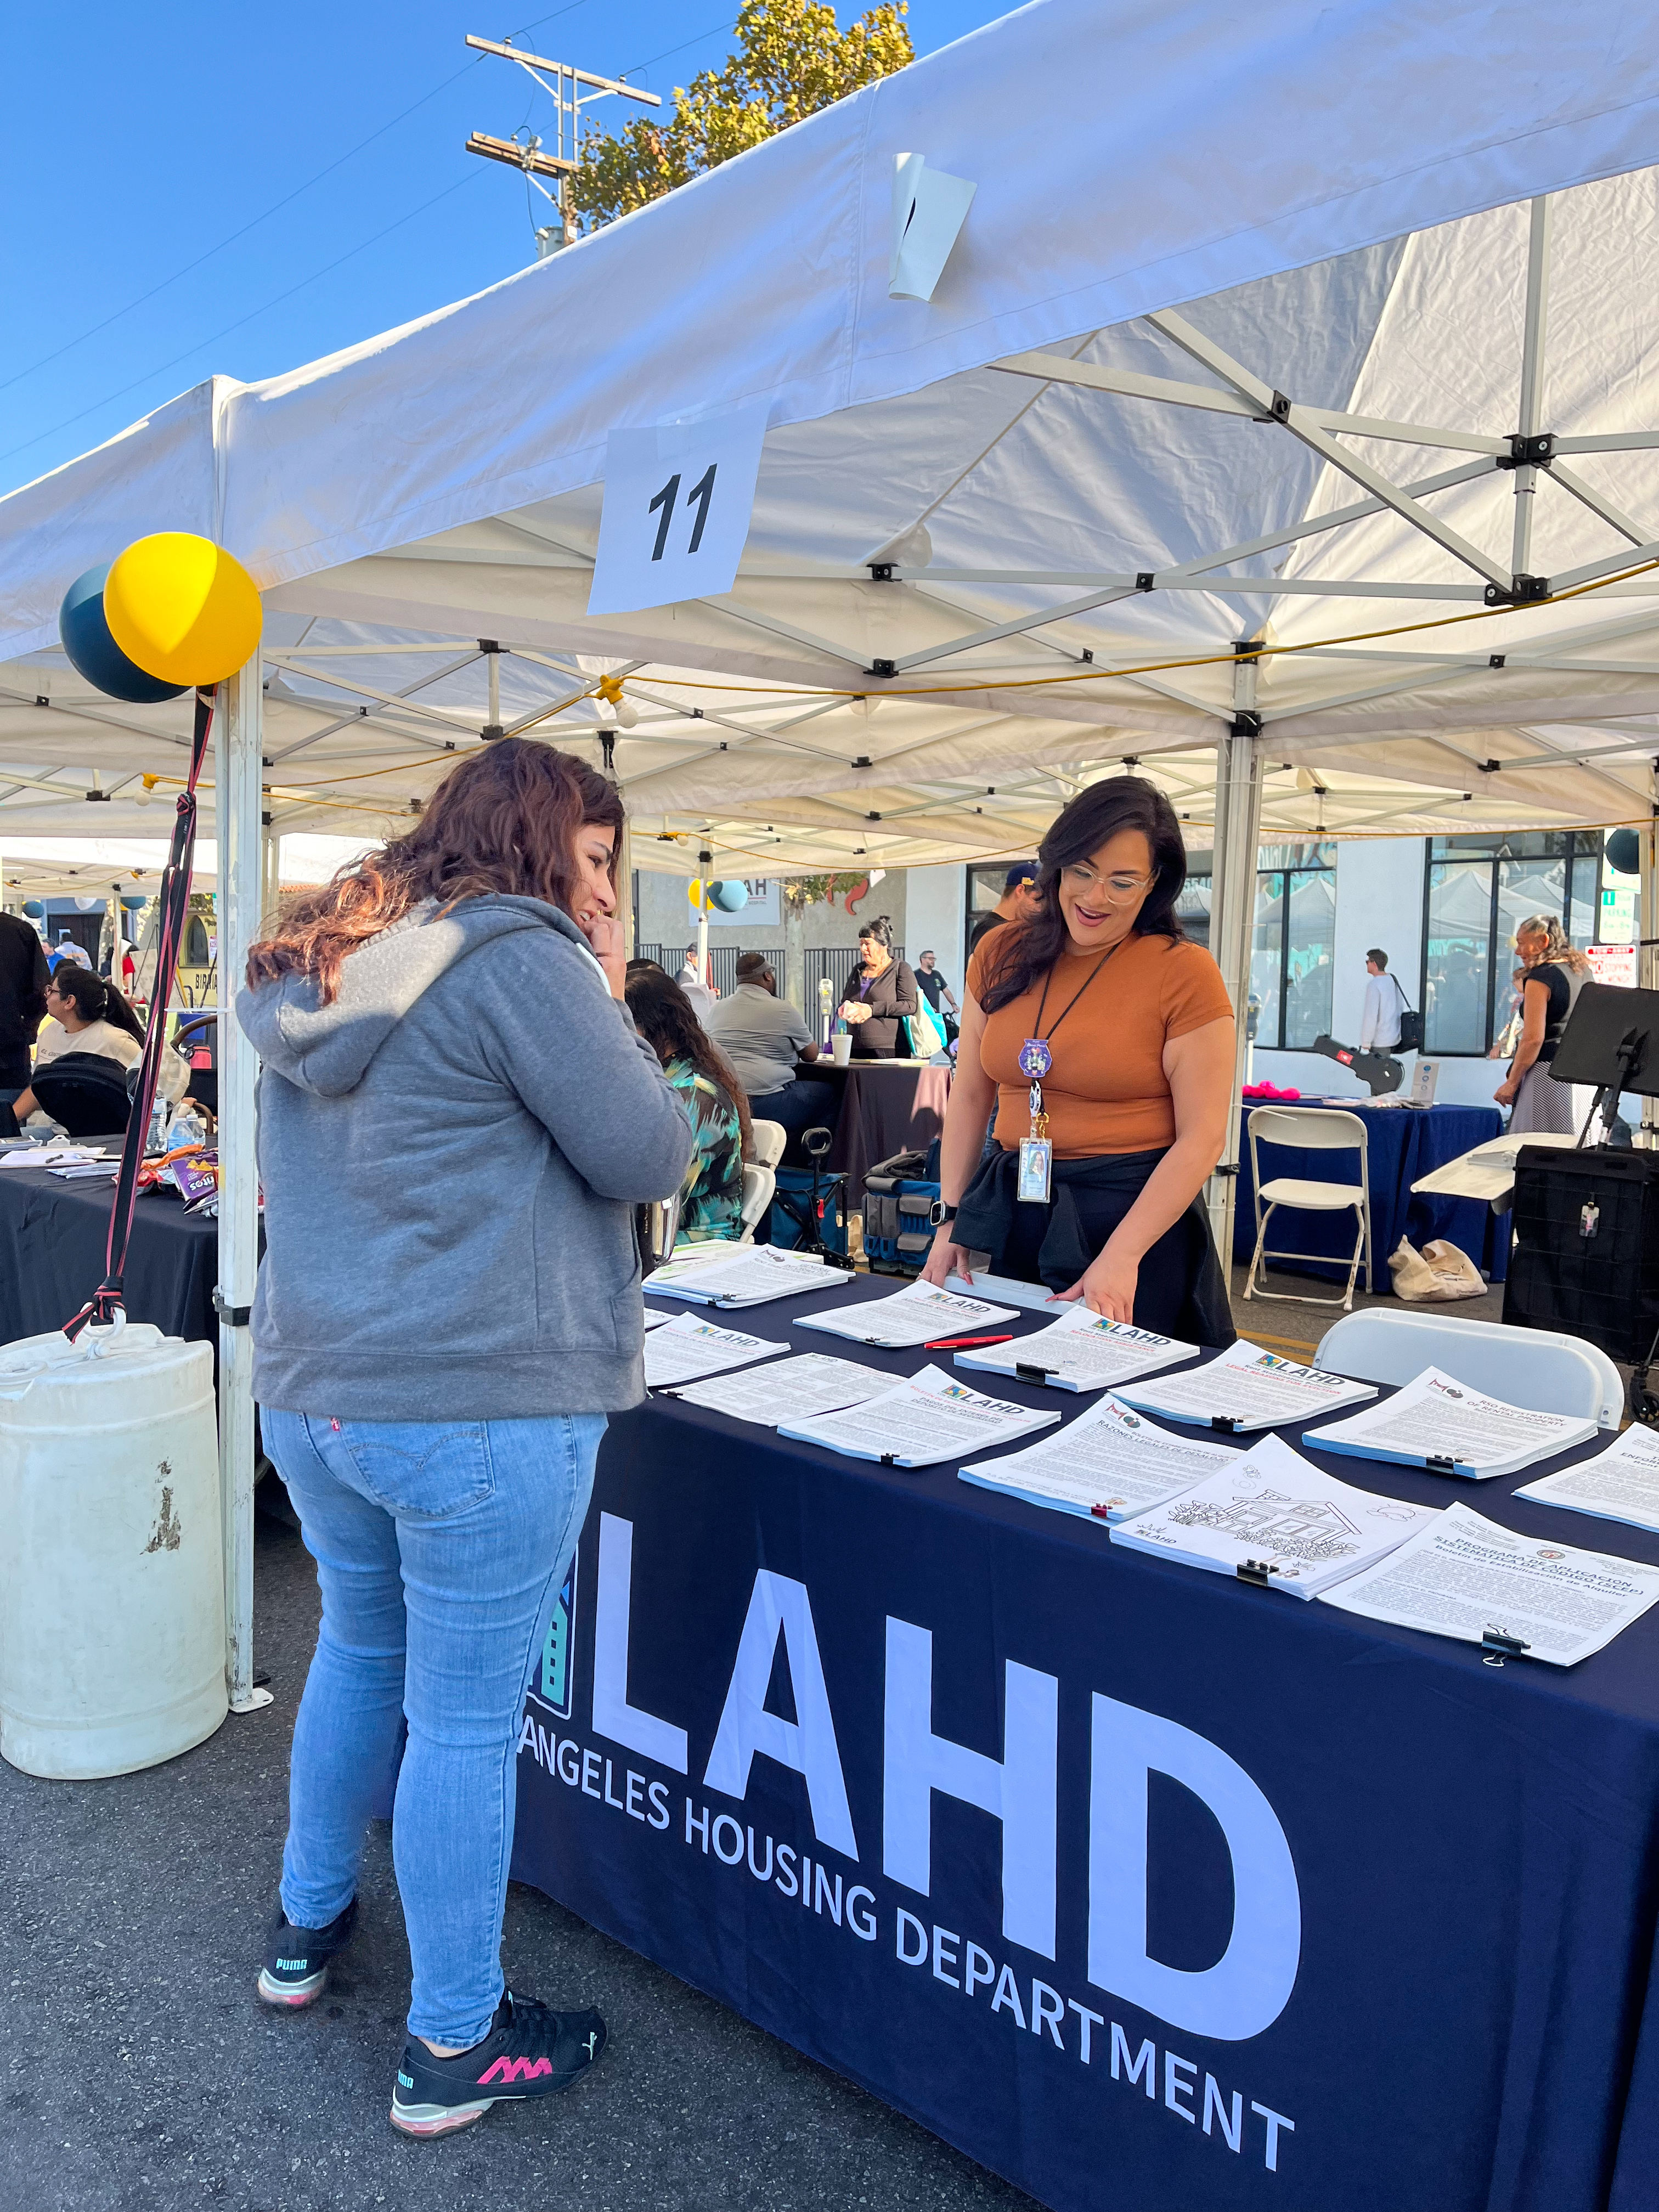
[237,894,605,1097]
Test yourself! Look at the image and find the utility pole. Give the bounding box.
[465,34,662,259]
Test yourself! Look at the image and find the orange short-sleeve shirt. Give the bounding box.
[966,931,1233,1156]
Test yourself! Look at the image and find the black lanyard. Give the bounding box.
[1028,936,1127,1054]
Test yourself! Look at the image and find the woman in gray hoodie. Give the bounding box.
[237,739,690,2138]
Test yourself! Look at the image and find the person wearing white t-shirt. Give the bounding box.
[676,949,716,1017]
[1358,948,1405,1051]
[10,965,187,1124]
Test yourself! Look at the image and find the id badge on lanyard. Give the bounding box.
[1017,1044,1053,1205]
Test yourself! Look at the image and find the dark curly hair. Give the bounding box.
[624,968,753,1160]
[978,777,1189,1014]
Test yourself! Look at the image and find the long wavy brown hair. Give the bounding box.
[247,738,624,1003]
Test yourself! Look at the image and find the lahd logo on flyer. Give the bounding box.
[580,1513,1301,2045]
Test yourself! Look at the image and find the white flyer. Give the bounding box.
[952,1308,1197,1394]
[959,1393,1240,1523]
[780,1362,1060,1469]
[644,1244,845,1309]
[671,1353,891,1428]
[1113,1339,1378,1434]
[644,1312,787,1390]
[797,1281,1017,1349]
[1515,1425,1659,1534]
[1108,1433,1437,1598]
[1309,1367,1598,1480]
[1319,1501,1659,1664]
[642,1308,673,1331]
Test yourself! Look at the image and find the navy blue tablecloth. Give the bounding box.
[512,1272,1659,2212]
[1232,1098,1507,1286]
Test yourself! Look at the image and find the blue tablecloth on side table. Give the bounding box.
[1232,1098,1507,1286]
[511,1272,1659,2212]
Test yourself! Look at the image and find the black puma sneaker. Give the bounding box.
[390,1990,607,2138]
[257,1895,359,2008]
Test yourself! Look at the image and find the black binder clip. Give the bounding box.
[1210,1415,1242,1434]
[879,1452,898,1466]
[1236,1559,1282,1587]
[1016,1362,1054,1385]
[1426,1454,1457,1472]
[1481,1626,1529,1668]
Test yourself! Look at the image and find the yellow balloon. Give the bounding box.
[104,533,262,686]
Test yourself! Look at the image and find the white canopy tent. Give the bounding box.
[7,0,1659,1703]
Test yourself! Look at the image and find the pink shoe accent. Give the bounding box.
[477,2054,553,2085]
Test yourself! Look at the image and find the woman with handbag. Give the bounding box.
[238,739,691,2138]
[836,917,919,1059]
[921,778,1235,1340]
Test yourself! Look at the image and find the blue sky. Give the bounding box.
[0,1,1014,498]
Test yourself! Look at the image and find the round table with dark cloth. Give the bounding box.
[1232,1096,1508,1286]
[811,1058,951,1210]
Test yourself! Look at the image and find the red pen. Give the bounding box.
[925,1332,1016,1350]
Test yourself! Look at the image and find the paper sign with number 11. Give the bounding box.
[588,403,770,617]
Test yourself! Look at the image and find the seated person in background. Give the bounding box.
[625,968,750,1243]
[10,967,187,1124]
[704,952,839,1154]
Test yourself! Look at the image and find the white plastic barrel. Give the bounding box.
[0,1313,227,1778]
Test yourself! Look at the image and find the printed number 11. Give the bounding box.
[648,463,718,562]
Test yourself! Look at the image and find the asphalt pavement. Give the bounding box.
[1,1505,1036,2212]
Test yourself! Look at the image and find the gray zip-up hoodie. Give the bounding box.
[236,894,691,1421]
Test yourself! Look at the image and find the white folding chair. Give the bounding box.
[737,1118,787,1244]
[1244,1105,1373,1311]
[1315,1309,1622,1428]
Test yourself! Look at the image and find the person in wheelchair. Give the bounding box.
[6,966,185,1128]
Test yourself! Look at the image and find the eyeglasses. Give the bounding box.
[1060,862,1155,900]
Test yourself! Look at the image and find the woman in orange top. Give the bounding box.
[921,778,1236,1341]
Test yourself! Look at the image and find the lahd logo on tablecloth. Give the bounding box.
[533,1557,578,1720]
[588,1513,1302,2042]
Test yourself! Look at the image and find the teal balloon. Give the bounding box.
[709,879,748,912]
[1606,827,1641,878]
[121,895,148,913]
[59,564,188,704]
[21,900,44,919]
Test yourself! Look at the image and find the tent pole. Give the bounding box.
[697,845,712,987]
[216,651,272,1717]
[1643,795,1659,1152]
[1205,645,1265,1275]
[1511,195,1553,578]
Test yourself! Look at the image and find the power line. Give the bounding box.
[0,168,488,474]
[1,9,737,481]
[0,2,595,402]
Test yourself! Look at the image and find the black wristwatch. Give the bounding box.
[929,1200,958,1228]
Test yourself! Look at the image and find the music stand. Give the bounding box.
[1549,983,1659,1146]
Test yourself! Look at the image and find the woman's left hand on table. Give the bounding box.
[1052,1239,1139,1323]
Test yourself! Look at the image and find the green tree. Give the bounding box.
[572,0,913,232]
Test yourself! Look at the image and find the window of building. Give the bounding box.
[1420,828,1611,1056]
[962,861,1037,969]
[1251,842,1335,1049]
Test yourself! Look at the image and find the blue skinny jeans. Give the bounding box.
[263,1407,602,2047]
